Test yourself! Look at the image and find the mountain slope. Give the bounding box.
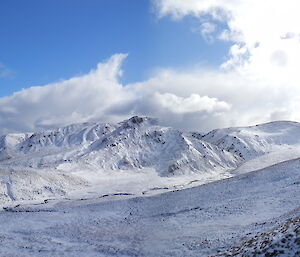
[202,121,300,160]
[0,116,241,176]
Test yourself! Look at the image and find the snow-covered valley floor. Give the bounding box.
[0,158,299,257]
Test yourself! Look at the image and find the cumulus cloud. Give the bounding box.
[153,0,300,81]
[1,52,300,135]
[130,66,300,131]
[0,54,233,134]
[153,92,230,114]
[150,0,300,125]
[0,54,135,134]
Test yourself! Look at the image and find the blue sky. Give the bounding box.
[0,0,230,97]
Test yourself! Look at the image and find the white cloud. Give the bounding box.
[129,66,300,131]
[150,0,300,126]
[153,92,231,114]
[193,22,217,43]
[153,0,300,83]
[1,54,231,134]
[0,54,135,134]
[1,53,300,135]
[201,22,216,43]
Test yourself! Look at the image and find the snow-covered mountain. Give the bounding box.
[1,117,300,205]
[202,120,300,160]
[1,117,300,206]
[0,116,241,176]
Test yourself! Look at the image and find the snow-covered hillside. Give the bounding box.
[0,156,299,257]
[202,121,300,160]
[0,116,240,175]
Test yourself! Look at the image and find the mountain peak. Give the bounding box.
[120,116,158,129]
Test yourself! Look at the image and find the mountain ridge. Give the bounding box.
[1,116,300,205]
[0,116,242,176]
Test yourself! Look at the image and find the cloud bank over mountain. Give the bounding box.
[1,0,300,134]
[0,54,232,134]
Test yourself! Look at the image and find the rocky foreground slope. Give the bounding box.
[215,214,300,256]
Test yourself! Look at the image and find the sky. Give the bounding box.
[1,0,300,134]
[0,0,229,96]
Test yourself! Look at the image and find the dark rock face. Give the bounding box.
[129,116,145,124]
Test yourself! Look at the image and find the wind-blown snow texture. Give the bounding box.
[0,116,300,256]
